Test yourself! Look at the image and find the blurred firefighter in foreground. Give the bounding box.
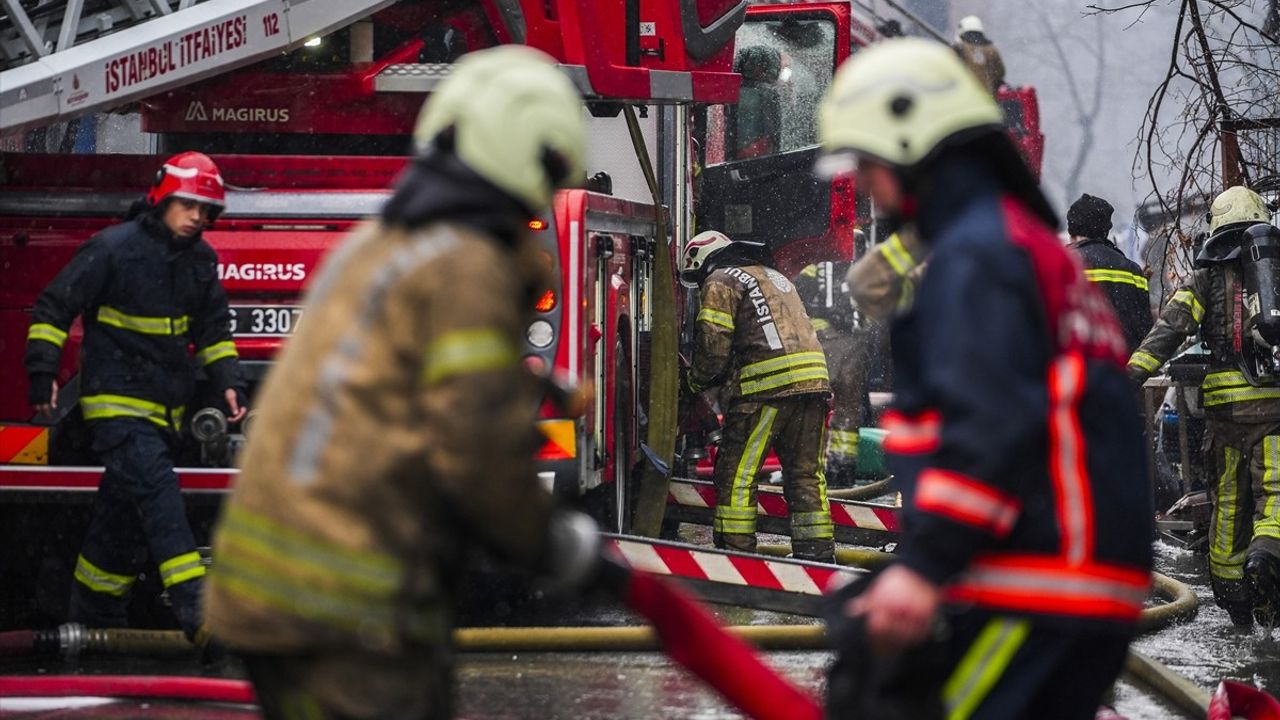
[792,258,875,484]
[952,15,1005,96]
[1067,193,1153,354]
[1127,185,1280,628]
[819,39,1152,718]
[204,47,601,719]
[24,151,246,641]
[680,230,836,562]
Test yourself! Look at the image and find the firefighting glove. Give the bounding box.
[28,373,56,408]
[545,508,602,591]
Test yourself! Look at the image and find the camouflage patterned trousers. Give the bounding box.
[712,393,835,561]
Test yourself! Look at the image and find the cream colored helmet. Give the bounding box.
[413,46,586,211]
[680,230,736,288]
[958,15,985,36]
[817,38,1003,173]
[1208,186,1271,235]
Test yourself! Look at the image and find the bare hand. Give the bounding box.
[225,388,248,423]
[34,379,59,418]
[846,564,943,654]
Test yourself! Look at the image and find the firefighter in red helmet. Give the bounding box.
[24,151,246,642]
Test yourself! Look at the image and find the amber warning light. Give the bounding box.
[535,290,557,313]
[529,219,548,231]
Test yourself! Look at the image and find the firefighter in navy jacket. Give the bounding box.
[1066,193,1153,354]
[819,39,1152,719]
[24,151,246,639]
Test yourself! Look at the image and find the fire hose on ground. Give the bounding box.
[0,547,1207,718]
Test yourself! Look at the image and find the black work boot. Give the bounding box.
[1247,551,1280,628]
[792,540,836,564]
[1212,576,1256,628]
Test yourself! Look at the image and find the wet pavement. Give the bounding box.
[5,534,1280,719]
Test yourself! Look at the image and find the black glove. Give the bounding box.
[28,373,55,408]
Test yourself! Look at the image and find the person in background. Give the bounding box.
[25,151,246,643]
[952,15,1006,96]
[1066,193,1153,354]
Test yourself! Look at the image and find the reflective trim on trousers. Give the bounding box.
[943,617,1030,720]
[1212,446,1247,581]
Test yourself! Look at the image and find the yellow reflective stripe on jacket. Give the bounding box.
[81,393,183,430]
[74,554,136,597]
[158,551,207,588]
[210,505,449,639]
[740,351,827,380]
[97,305,190,335]
[422,328,517,385]
[1129,350,1162,374]
[697,307,735,331]
[880,234,917,277]
[740,366,830,396]
[943,617,1030,720]
[1203,370,1250,389]
[1084,268,1149,291]
[195,341,239,367]
[1204,386,1280,408]
[27,323,68,348]
[810,318,831,333]
[1171,290,1205,323]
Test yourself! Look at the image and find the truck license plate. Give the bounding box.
[228,305,303,337]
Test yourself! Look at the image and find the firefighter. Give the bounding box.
[844,227,927,322]
[818,39,1152,718]
[680,230,836,563]
[1127,185,1280,627]
[1067,193,1153,354]
[23,151,247,639]
[792,260,873,484]
[203,46,600,719]
[952,15,1005,96]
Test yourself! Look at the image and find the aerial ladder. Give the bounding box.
[0,0,398,131]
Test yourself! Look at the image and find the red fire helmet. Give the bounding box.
[146,151,226,209]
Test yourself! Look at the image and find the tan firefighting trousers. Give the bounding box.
[712,394,834,560]
[819,329,873,484]
[1205,419,1280,611]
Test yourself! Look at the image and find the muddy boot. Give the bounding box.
[792,539,835,564]
[1247,551,1280,628]
[714,532,757,554]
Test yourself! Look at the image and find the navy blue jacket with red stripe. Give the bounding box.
[883,158,1153,629]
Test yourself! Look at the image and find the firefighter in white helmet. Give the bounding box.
[204,46,600,719]
[680,230,836,562]
[1128,185,1280,627]
[818,39,1151,719]
[951,15,1005,95]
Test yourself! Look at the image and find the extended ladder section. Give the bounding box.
[0,0,396,132]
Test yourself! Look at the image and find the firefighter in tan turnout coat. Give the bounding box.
[204,47,601,720]
[681,230,836,562]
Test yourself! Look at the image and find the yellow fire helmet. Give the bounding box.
[413,45,586,211]
[817,37,1003,175]
[1208,185,1271,235]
